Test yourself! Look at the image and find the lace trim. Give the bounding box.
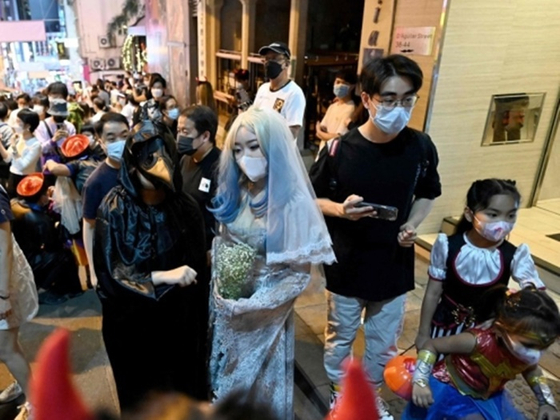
[266,239,336,265]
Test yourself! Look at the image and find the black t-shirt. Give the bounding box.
[82,161,120,220]
[180,147,221,250]
[309,127,441,301]
[66,159,100,194]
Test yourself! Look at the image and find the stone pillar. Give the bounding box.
[239,0,256,69]
[288,0,308,85]
[201,0,224,86]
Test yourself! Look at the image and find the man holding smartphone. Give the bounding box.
[309,55,441,420]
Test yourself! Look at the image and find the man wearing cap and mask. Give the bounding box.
[93,120,208,410]
[10,173,81,305]
[253,41,306,139]
[34,83,77,170]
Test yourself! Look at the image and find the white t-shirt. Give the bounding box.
[253,80,306,129]
[34,118,77,151]
[320,100,355,136]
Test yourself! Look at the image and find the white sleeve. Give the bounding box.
[511,244,545,289]
[34,122,51,148]
[253,86,265,107]
[11,142,41,173]
[428,233,448,280]
[66,121,77,136]
[282,86,306,127]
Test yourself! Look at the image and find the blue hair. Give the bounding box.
[210,107,295,224]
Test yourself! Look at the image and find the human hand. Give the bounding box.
[44,160,57,172]
[89,266,98,288]
[398,223,417,247]
[52,129,69,143]
[0,299,12,321]
[415,333,430,350]
[339,195,376,221]
[538,405,560,420]
[412,382,433,408]
[152,265,197,287]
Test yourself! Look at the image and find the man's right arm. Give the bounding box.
[83,218,97,287]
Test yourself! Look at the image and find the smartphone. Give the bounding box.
[354,202,399,221]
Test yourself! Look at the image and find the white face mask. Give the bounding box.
[370,103,412,135]
[106,139,126,162]
[503,334,542,365]
[14,125,24,134]
[151,88,163,99]
[237,155,268,182]
[473,216,514,242]
[33,105,45,115]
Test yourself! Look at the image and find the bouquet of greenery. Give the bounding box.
[216,242,257,300]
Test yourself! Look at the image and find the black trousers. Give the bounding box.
[100,285,209,411]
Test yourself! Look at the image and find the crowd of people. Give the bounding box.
[0,42,559,420]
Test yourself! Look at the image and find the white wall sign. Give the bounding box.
[391,27,435,56]
[197,0,207,79]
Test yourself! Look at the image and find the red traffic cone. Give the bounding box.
[326,359,380,420]
[31,328,94,420]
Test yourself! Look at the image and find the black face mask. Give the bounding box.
[53,115,66,124]
[264,61,283,80]
[177,134,197,156]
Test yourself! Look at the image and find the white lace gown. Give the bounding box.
[209,205,310,420]
[0,234,38,330]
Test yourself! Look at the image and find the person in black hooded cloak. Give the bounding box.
[93,119,209,410]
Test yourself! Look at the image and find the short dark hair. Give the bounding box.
[18,109,40,132]
[92,96,107,111]
[46,82,69,98]
[360,54,423,96]
[5,99,17,111]
[335,68,358,85]
[149,73,167,89]
[96,112,129,137]
[181,105,218,144]
[80,123,95,136]
[32,94,49,108]
[16,93,31,103]
[0,102,8,120]
[159,95,177,111]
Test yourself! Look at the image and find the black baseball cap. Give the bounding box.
[258,42,291,60]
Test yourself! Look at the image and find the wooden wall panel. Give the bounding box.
[418,0,560,234]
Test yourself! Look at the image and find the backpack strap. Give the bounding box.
[43,120,54,140]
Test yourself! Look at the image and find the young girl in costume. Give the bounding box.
[405,286,560,420]
[415,179,544,349]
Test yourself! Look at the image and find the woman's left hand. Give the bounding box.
[538,405,560,420]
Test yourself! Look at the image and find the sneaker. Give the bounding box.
[14,401,33,420]
[375,394,394,420]
[329,382,341,410]
[0,381,23,403]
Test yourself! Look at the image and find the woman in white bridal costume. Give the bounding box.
[209,107,335,419]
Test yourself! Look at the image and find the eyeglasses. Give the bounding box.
[373,95,419,109]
